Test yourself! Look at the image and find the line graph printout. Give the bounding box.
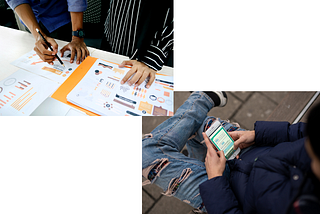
[66,58,174,116]
[11,50,80,84]
[0,69,59,116]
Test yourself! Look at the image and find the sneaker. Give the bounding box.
[204,91,228,107]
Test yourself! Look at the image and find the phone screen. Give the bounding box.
[209,125,236,159]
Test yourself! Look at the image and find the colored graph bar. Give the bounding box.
[12,93,30,110]
[23,80,31,85]
[18,92,37,111]
[155,79,174,85]
[126,110,140,116]
[107,76,120,82]
[18,82,28,87]
[42,66,62,75]
[155,81,170,87]
[115,94,136,104]
[15,86,24,90]
[11,87,33,110]
[163,86,174,91]
[113,99,135,109]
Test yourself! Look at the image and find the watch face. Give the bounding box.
[79,31,84,37]
[73,30,85,38]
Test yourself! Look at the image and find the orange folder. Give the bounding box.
[51,56,100,116]
[51,56,170,116]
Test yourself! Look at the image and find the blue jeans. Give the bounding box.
[142,91,245,212]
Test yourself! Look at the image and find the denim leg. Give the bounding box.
[142,91,250,211]
[142,92,214,211]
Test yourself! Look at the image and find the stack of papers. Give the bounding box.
[4,50,174,116]
[66,58,174,116]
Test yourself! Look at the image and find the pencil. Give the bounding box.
[36,28,65,67]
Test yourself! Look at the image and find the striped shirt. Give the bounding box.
[104,0,173,71]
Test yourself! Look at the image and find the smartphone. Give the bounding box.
[205,120,240,160]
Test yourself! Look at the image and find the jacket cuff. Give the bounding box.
[254,121,291,147]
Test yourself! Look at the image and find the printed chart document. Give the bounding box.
[64,57,173,116]
[11,50,80,84]
[0,69,59,116]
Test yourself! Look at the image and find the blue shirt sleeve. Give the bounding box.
[67,0,87,12]
[6,0,30,10]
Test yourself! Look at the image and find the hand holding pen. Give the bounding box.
[34,28,64,66]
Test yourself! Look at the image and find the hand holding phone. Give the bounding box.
[203,132,226,179]
[205,120,240,160]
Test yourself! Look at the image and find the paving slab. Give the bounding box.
[262,91,288,104]
[266,92,316,123]
[174,91,192,113]
[142,190,155,214]
[142,116,170,135]
[232,92,278,129]
[147,195,193,214]
[207,92,242,120]
[142,178,163,200]
[231,91,253,101]
[173,91,242,120]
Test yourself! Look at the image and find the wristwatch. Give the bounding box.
[72,29,85,38]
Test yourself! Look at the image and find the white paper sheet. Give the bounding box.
[11,50,80,84]
[0,69,59,116]
[67,59,174,116]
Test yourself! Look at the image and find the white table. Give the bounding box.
[0,26,173,80]
[0,26,173,115]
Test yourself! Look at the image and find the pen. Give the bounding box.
[36,28,65,67]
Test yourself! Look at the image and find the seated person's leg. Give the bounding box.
[142,91,225,211]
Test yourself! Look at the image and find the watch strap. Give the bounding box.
[72,29,85,38]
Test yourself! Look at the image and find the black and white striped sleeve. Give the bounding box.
[136,7,173,71]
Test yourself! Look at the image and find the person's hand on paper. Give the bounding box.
[120,60,157,88]
[60,37,90,64]
[229,131,255,151]
[34,35,58,66]
[203,133,226,180]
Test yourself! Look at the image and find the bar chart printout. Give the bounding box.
[11,50,80,84]
[0,69,59,116]
[66,58,174,116]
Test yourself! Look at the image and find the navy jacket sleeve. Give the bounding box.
[254,121,306,147]
[199,176,243,214]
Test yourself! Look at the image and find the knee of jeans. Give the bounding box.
[163,168,193,197]
[184,194,207,213]
[192,202,207,213]
[220,119,241,132]
[143,133,153,139]
[142,158,170,185]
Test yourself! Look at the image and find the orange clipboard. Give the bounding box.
[51,56,100,116]
[51,56,170,116]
